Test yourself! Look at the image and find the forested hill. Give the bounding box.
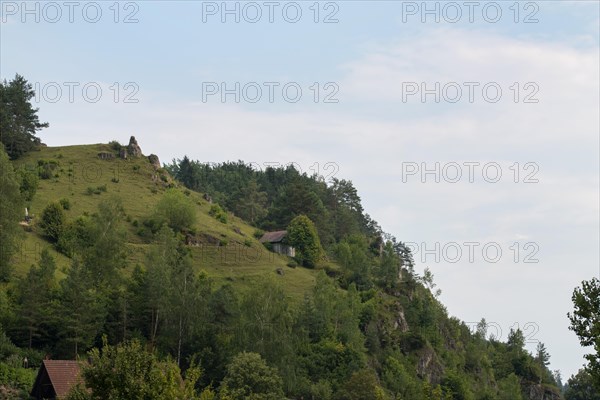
[0,137,568,399]
[0,134,568,399]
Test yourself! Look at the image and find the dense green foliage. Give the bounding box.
[568,278,600,389]
[0,146,23,281]
[0,74,48,159]
[39,202,66,242]
[65,338,202,400]
[287,215,322,267]
[219,352,284,400]
[564,368,600,400]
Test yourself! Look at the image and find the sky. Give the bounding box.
[1,0,598,380]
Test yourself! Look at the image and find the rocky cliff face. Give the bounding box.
[523,383,563,400]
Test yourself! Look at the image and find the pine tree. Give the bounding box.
[58,259,107,358]
[0,145,23,280]
[0,74,49,159]
[16,249,57,348]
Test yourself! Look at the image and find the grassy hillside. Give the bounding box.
[11,142,320,298]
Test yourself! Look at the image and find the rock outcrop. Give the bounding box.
[148,154,161,169]
[127,136,143,157]
[119,148,128,159]
[98,152,115,160]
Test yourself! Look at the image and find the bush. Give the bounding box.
[220,352,284,400]
[209,204,228,224]
[133,165,140,171]
[37,159,59,179]
[86,185,107,195]
[253,229,265,239]
[153,189,197,232]
[111,177,120,183]
[57,216,94,257]
[286,260,298,268]
[17,167,39,202]
[59,198,71,210]
[39,202,66,242]
[108,140,122,152]
[244,239,252,247]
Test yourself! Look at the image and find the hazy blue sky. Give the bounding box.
[1,0,598,379]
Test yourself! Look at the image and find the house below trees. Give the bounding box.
[30,360,82,400]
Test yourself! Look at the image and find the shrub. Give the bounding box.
[109,140,122,152]
[286,260,298,268]
[153,189,197,232]
[244,239,253,247]
[111,177,120,183]
[39,202,66,242]
[253,229,265,239]
[59,198,71,210]
[209,204,228,224]
[17,167,39,202]
[133,165,140,171]
[37,160,59,179]
[57,216,94,257]
[86,185,107,195]
[220,352,284,400]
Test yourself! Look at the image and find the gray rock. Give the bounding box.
[119,148,128,159]
[98,152,114,160]
[148,154,161,169]
[128,136,143,157]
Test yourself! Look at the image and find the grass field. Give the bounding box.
[10,142,321,300]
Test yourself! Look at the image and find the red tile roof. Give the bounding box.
[260,230,288,243]
[36,360,82,399]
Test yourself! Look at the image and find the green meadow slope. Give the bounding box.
[11,142,320,298]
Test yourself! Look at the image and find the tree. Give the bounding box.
[335,369,387,400]
[39,202,66,242]
[0,145,23,280]
[144,226,204,365]
[287,215,322,268]
[154,189,197,233]
[564,368,600,400]
[58,259,107,358]
[16,166,39,202]
[66,338,201,400]
[0,74,49,159]
[219,352,284,400]
[234,277,294,375]
[535,342,551,383]
[82,198,127,285]
[16,249,56,348]
[377,241,401,290]
[497,373,523,400]
[233,178,267,225]
[568,278,600,387]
